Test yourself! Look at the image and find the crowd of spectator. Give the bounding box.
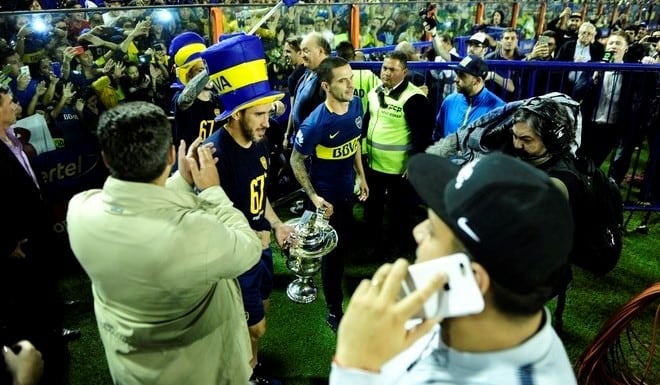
[1,1,659,384]
[0,1,657,152]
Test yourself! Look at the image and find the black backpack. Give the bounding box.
[554,156,624,275]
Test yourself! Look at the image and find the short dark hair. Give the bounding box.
[541,30,557,39]
[317,56,349,85]
[384,50,408,69]
[335,41,355,61]
[502,27,517,36]
[97,102,172,182]
[0,47,17,66]
[285,36,302,52]
[440,33,453,45]
[512,98,576,157]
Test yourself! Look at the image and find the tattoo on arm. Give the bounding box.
[177,69,210,111]
[290,150,317,198]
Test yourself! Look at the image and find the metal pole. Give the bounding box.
[248,1,286,35]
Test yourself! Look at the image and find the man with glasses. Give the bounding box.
[556,22,604,95]
[465,32,491,59]
[556,22,604,63]
[363,50,433,257]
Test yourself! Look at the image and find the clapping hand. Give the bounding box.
[177,138,218,190]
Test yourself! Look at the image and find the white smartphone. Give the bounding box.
[20,65,30,77]
[401,253,485,319]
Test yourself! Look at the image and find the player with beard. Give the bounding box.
[202,35,294,384]
[290,56,369,332]
[432,55,504,141]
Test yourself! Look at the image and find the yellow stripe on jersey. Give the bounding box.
[315,137,360,160]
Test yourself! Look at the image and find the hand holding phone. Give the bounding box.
[401,253,485,319]
[20,65,30,77]
[51,62,62,78]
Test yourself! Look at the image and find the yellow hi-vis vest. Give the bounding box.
[365,82,424,174]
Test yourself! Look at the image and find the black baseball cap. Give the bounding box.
[407,153,574,294]
[449,55,489,79]
[569,12,583,20]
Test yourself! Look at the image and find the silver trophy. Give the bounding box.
[283,207,338,303]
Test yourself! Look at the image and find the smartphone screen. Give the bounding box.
[51,62,62,78]
[20,65,30,77]
[401,253,485,319]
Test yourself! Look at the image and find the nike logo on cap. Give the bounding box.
[457,217,480,242]
[329,131,340,139]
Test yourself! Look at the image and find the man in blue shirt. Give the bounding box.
[433,55,504,141]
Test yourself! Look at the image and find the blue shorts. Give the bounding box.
[237,248,274,326]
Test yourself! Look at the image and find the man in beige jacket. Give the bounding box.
[67,102,261,385]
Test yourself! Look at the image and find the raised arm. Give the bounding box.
[176,69,210,111]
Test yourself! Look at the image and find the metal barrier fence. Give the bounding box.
[349,59,660,214]
[1,2,658,225]
[2,1,657,48]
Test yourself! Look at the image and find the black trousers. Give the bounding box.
[578,121,620,168]
[303,198,354,315]
[363,166,419,241]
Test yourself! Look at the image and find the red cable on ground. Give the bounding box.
[575,283,659,385]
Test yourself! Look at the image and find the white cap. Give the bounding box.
[469,32,488,45]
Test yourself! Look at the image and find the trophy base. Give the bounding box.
[287,277,318,304]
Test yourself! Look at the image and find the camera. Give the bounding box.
[418,2,437,18]
[419,2,437,30]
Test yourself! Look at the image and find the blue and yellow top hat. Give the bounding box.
[201,34,284,122]
[168,32,206,85]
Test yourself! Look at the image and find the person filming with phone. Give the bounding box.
[330,152,578,385]
[574,30,652,185]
